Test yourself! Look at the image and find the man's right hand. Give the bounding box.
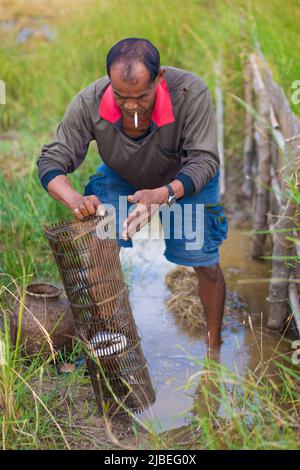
[70,194,105,221]
[46,174,105,220]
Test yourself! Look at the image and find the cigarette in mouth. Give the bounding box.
[134,111,138,128]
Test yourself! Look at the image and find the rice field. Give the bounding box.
[0,0,299,450]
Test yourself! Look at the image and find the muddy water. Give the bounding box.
[119,222,290,433]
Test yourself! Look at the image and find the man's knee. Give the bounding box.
[193,263,220,283]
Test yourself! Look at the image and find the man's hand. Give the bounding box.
[47,174,106,221]
[122,187,168,240]
[70,194,105,221]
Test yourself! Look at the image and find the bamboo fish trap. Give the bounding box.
[43,210,156,416]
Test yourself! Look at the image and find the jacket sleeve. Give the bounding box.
[37,93,94,182]
[176,88,220,193]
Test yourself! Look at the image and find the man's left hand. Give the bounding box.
[122,187,168,240]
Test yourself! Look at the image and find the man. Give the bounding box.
[37,38,228,348]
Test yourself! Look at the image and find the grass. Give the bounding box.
[0,0,300,450]
[1,296,300,449]
[1,0,300,281]
[0,289,137,450]
[176,355,300,450]
[145,312,300,450]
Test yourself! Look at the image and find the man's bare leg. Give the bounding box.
[193,263,226,348]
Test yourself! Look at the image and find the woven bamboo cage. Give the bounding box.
[43,210,156,415]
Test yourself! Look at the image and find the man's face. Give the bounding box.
[109,61,164,118]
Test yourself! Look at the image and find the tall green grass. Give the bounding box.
[0,0,300,450]
[0,0,299,281]
[171,355,300,450]
[1,0,300,280]
[1,293,300,450]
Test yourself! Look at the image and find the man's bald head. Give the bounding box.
[106,38,160,84]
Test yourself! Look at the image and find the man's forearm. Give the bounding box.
[46,174,103,220]
[47,173,186,211]
[169,179,185,200]
[155,179,185,205]
[47,175,83,210]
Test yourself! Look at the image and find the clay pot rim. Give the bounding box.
[26,283,62,298]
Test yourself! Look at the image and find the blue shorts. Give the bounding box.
[84,163,228,267]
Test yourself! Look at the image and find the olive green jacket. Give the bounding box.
[37,66,220,193]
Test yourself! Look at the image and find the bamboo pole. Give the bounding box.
[269,138,282,227]
[289,282,300,336]
[249,54,271,258]
[215,61,226,197]
[256,50,300,170]
[294,233,300,258]
[248,52,300,330]
[270,165,284,211]
[242,60,255,198]
[267,199,296,329]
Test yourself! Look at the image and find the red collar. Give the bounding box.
[99,78,175,127]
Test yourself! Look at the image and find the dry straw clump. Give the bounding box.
[165,267,232,330]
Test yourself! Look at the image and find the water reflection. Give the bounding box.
[120,224,291,433]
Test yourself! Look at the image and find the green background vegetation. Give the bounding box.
[0,0,299,450]
[1,0,300,281]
